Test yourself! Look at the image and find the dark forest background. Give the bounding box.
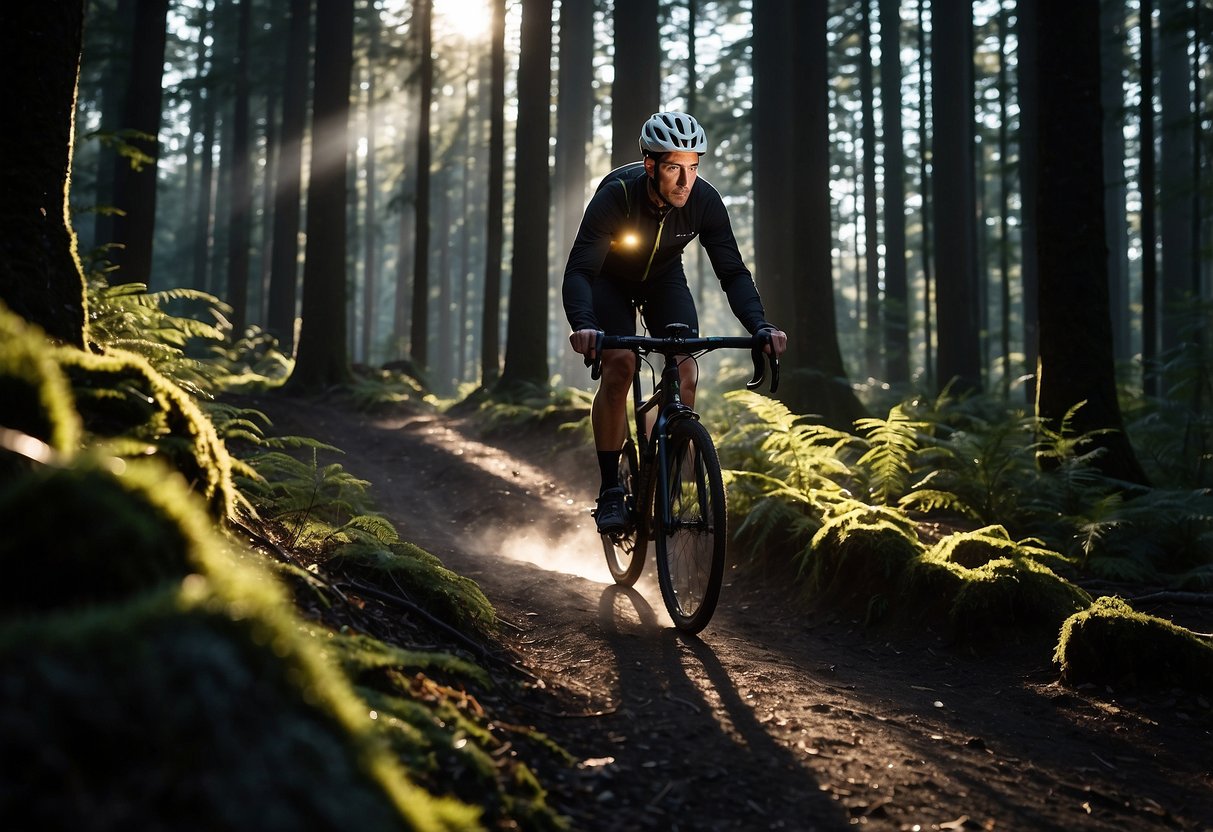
[35,0,1213,481]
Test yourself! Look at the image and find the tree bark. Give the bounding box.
[879,0,910,385]
[267,0,310,352]
[859,0,882,379]
[480,0,506,386]
[1158,0,1195,357]
[498,0,553,392]
[108,0,169,286]
[410,0,434,372]
[755,0,865,426]
[224,0,254,335]
[931,0,982,394]
[1034,0,1148,485]
[288,0,354,391]
[0,0,88,347]
[610,0,660,168]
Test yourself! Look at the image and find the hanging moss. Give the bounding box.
[804,506,924,615]
[0,301,80,457]
[56,347,237,519]
[1054,595,1213,692]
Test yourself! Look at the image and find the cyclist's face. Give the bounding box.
[648,151,699,208]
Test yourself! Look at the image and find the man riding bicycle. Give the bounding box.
[562,110,788,535]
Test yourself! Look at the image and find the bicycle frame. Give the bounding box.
[593,328,779,539]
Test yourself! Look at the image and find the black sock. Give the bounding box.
[598,450,621,494]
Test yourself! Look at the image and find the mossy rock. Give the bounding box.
[0,457,479,830]
[339,541,497,634]
[905,530,1091,645]
[805,506,924,615]
[1054,595,1213,692]
[0,301,80,457]
[948,557,1092,643]
[0,460,209,616]
[56,347,237,519]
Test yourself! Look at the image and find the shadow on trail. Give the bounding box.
[594,585,846,831]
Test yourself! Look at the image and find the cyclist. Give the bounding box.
[563,110,788,535]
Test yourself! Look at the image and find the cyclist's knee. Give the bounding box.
[599,350,635,391]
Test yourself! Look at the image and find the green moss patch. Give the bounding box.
[57,347,237,519]
[903,530,1091,645]
[0,301,80,456]
[0,455,480,830]
[338,541,497,634]
[1054,595,1213,692]
[0,461,209,615]
[804,506,924,618]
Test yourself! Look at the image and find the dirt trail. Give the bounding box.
[252,396,1213,832]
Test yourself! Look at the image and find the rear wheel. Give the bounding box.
[602,438,647,585]
[654,419,726,634]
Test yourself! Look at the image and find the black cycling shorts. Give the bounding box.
[591,268,699,337]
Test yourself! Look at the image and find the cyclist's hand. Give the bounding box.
[759,327,788,357]
[570,329,601,359]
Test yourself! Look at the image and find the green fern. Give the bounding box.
[853,404,927,506]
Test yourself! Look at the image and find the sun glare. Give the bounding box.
[434,0,491,41]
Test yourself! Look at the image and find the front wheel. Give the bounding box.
[602,438,648,585]
[654,419,727,634]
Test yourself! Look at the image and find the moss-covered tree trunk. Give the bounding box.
[0,1,88,348]
[1034,0,1148,485]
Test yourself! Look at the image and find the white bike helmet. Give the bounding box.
[639,111,707,155]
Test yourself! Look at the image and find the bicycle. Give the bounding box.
[587,324,779,634]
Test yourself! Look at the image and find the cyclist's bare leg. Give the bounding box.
[678,354,698,409]
[593,349,636,451]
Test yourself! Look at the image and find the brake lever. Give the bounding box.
[586,330,606,380]
[746,346,766,391]
[745,331,780,394]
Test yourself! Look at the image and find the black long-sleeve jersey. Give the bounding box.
[561,161,771,335]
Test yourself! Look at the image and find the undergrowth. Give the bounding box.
[0,281,569,830]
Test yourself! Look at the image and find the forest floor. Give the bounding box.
[249,394,1213,832]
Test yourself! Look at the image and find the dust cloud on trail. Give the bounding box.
[459,519,671,623]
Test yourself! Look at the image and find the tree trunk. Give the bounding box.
[1158,0,1194,357]
[1101,0,1131,363]
[1139,0,1159,395]
[108,0,169,286]
[880,0,910,385]
[224,0,254,335]
[0,0,88,347]
[362,8,380,367]
[918,0,934,390]
[755,0,865,426]
[480,0,506,386]
[554,0,594,384]
[267,0,311,351]
[859,0,882,380]
[931,0,982,393]
[410,0,434,372]
[1018,0,1040,405]
[610,0,660,168]
[498,0,553,392]
[287,0,354,391]
[1034,0,1148,485]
